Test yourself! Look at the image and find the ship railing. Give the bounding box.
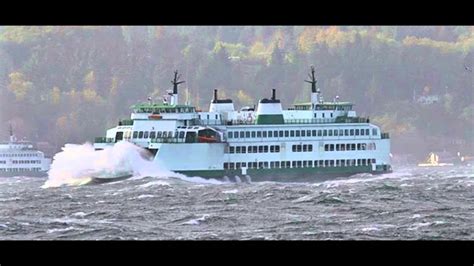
[284,119,336,124]
[381,132,390,139]
[94,137,114,143]
[150,137,187,143]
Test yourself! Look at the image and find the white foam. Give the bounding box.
[181,214,210,225]
[222,189,239,194]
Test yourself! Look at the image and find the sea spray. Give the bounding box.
[42,141,224,188]
[42,141,180,188]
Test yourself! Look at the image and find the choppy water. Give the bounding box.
[0,165,473,240]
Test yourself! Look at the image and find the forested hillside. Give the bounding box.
[0,26,472,157]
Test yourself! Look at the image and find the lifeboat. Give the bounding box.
[148,114,162,120]
[198,135,218,143]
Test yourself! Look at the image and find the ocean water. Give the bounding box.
[0,143,473,240]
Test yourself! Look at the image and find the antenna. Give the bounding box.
[304,65,318,93]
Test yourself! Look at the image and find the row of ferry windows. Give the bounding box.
[133,131,176,139]
[324,143,377,151]
[228,128,377,139]
[0,153,38,157]
[0,168,42,172]
[223,159,376,170]
[229,145,280,154]
[3,160,42,164]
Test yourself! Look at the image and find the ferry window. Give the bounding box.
[309,145,313,152]
[258,146,264,153]
[207,115,210,120]
[361,143,366,150]
[285,161,290,168]
[138,131,144,138]
[242,146,246,153]
[324,144,329,151]
[263,162,269,169]
[323,130,327,136]
[253,162,258,168]
[150,132,156,139]
[303,145,307,152]
[236,162,241,169]
[179,132,185,138]
[318,130,322,136]
[297,145,302,152]
[268,131,273,138]
[133,131,138,138]
[360,129,364,136]
[274,130,278,137]
[230,147,235,153]
[303,161,307,167]
[309,161,313,167]
[330,113,333,118]
[234,132,238,138]
[292,161,297,168]
[169,131,173,138]
[144,131,149,138]
[355,129,359,136]
[322,113,325,118]
[334,130,338,136]
[236,146,241,153]
[329,130,333,136]
[270,146,275,153]
[242,162,246,168]
[351,144,356,150]
[157,131,163,138]
[330,144,335,151]
[247,146,252,153]
[296,131,300,137]
[275,145,280,152]
[285,131,289,137]
[357,159,361,166]
[264,146,269,153]
[292,145,296,152]
[357,143,361,150]
[336,144,340,151]
[258,162,264,169]
[263,131,267,138]
[253,146,258,153]
[350,129,354,136]
[290,130,295,137]
[251,131,256,138]
[372,159,376,164]
[275,161,280,168]
[270,162,275,168]
[224,163,229,169]
[230,163,235,169]
[245,131,250,138]
[215,114,218,120]
[312,130,316,136]
[300,130,305,137]
[162,132,168,138]
[228,132,233,139]
[362,159,367,166]
[341,160,346,167]
[372,128,378,136]
[330,160,335,167]
[339,129,344,136]
[240,131,244,138]
[366,129,370,136]
[279,131,284,137]
[257,131,262,138]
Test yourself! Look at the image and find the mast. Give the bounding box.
[170,70,185,105]
[304,65,320,108]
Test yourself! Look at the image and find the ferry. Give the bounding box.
[0,126,51,177]
[93,66,392,182]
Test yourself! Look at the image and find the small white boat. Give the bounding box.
[418,152,454,167]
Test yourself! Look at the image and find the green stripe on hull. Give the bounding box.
[177,165,391,182]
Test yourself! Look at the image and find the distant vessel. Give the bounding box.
[0,125,51,177]
[417,152,454,167]
[93,66,392,182]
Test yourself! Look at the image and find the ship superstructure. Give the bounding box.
[0,125,51,177]
[94,67,392,181]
